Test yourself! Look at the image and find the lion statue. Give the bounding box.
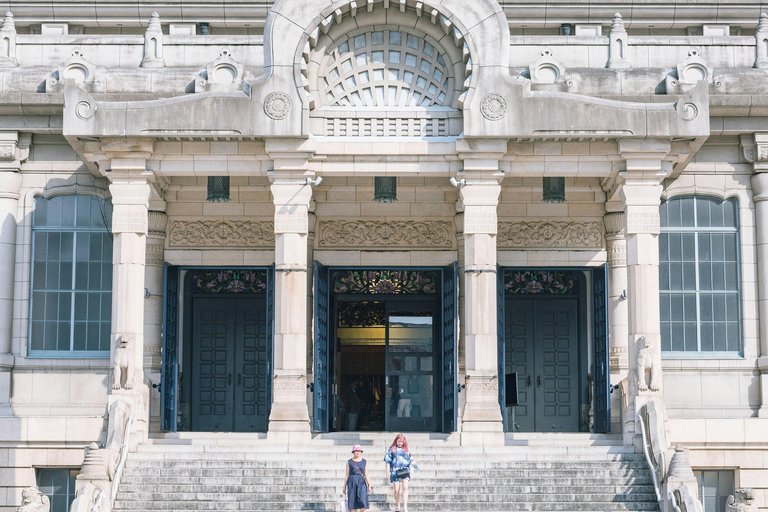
[16,487,49,512]
[727,489,757,512]
[112,334,134,390]
[637,336,660,392]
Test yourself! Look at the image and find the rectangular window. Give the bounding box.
[29,195,112,357]
[694,469,735,512]
[36,468,79,512]
[660,196,741,354]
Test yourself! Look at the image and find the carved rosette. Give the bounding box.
[317,220,453,248]
[480,94,508,120]
[169,220,275,247]
[264,92,292,120]
[497,221,602,248]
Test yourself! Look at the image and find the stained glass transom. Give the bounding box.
[332,270,438,294]
[189,269,268,294]
[322,29,452,108]
[503,270,578,295]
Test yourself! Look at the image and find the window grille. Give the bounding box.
[29,194,113,357]
[659,196,741,354]
[36,468,79,512]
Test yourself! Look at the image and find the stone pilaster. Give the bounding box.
[0,131,27,416]
[266,139,315,442]
[456,142,505,445]
[103,138,154,446]
[605,211,629,431]
[749,133,768,417]
[618,139,670,449]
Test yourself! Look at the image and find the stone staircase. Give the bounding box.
[113,433,660,512]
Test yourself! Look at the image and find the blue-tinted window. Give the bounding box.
[29,195,112,356]
[660,196,741,354]
[694,469,734,512]
[36,468,79,512]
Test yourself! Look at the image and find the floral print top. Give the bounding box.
[383,447,412,482]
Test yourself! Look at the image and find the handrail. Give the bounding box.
[636,412,662,502]
[110,414,135,503]
[90,490,104,512]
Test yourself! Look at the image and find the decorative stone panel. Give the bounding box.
[169,220,275,247]
[317,220,454,249]
[497,221,602,248]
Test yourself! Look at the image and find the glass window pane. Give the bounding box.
[670,263,683,290]
[668,199,682,227]
[712,262,725,290]
[682,233,696,261]
[660,294,670,322]
[34,197,48,226]
[680,197,695,227]
[60,195,76,227]
[683,263,696,290]
[713,294,726,321]
[659,234,669,261]
[684,323,698,351]
[696,196,711,227]
[669,233,682,261]
[699,262,712,291]
[661,323,671,351]
[700,322,714,351]
[670,294,684,322]
[660,263,670,290]
[700,294,713,321]
[723,198,738,227]
[714,323,727,351]
[660,201,668,228]
[671,322,684,351]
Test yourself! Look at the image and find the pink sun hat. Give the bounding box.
[351,444,364,453]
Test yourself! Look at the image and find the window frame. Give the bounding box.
[659,195,743,358]
[694,468,736,512]
[27,194,112,359]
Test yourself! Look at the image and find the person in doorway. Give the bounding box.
[343,444,372,512]
[384,433,413,512]
[346,380,361,430]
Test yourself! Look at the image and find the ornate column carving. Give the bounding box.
[618,139,670,449]
[103,138,154,445]
[144,211,167,373]
[456,141,506,444]
[749,132,768,417]
[0,131,28,416]
[605,212,629,374]
[266,139,316,441]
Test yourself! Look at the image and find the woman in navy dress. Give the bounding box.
[344,444,372,511]
[383,433,413,512]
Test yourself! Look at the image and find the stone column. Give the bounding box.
[103,139,154,445]
[749,134,768,417]
[266,140,315,443]
[618,139,670,449]
[456,158,505,445]
[605,211,629,429]
[0,132,28,416]
[144,210,166,432]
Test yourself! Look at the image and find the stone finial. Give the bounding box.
[668,445,695,479]
[78,443,109,481]
[0,11,17,67]
[607,13,630,69]
[756,13,768,68]
[16,487,50,512]
[141,12,165,68]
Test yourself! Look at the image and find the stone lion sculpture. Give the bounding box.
[727,489,757,512]
[637,336,660,391]
[112,334,133,390]
[16,487,49,512]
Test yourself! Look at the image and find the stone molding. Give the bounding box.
[465,377,499,397]
[626,211,661,235]
[112,211,148,234]
[497,220,602,248]
[607,243,627,267]
[317,220,453,249]
[169,220,275,247]
[145,240,165,266]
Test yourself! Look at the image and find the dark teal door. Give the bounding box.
[505,298,579,432]
[191,297,268,432]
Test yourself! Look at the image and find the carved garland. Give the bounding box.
[333,270,438,295]
[318,220,453,248]
[189,269,268,294]
[497,221,602,248]
[169,220,275,247]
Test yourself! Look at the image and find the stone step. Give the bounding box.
[116,491,659,501]
[119,484,657,494]
[136,444,634,454]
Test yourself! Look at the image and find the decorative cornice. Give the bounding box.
[169,220,275,247]
[497,221,603,249]
[317,220,454,249]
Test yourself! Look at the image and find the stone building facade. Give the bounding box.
[0,0,766,511]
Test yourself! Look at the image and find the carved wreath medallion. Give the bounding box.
[480,93,508,120]
[169,220,275,247]
[264,92,292,120]
[318,220,453,248]
[497,221,602,248]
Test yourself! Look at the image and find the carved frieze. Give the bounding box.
[626,212,660,234]
[317,220,453,248]
[497,221,602,248]
[169,220,275,247]
[112,211,148,234]
[607,242,627,266]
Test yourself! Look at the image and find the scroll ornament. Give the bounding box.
[169,220,275,247]
[318,220,453,248]
[497,221,602,248]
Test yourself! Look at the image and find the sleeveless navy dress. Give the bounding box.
[346,459,369,510]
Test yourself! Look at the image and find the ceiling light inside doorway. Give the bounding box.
[207,176,231,202]
[374,176,397,202]
[542,176,565,203]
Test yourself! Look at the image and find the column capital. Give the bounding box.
[604,211,626,238]
[0,131,30,171]
[618,138,671,176]
[751,172,768,201]
[100,138,154,162]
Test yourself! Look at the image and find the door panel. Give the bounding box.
[234,299,268,431]
[313,262,330,432]
[505,298,579,432]
[161,263,179,432]
[192,298,236,431]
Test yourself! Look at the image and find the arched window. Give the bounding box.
[29,194,112,356]
[659,196,741,354]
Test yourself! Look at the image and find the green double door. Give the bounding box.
[190,297,269,432]
[505,298,579,432]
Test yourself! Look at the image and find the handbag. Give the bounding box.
[340,496,349,512]
[395,467,410,479]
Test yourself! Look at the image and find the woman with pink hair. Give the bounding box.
[383,433,413,512]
